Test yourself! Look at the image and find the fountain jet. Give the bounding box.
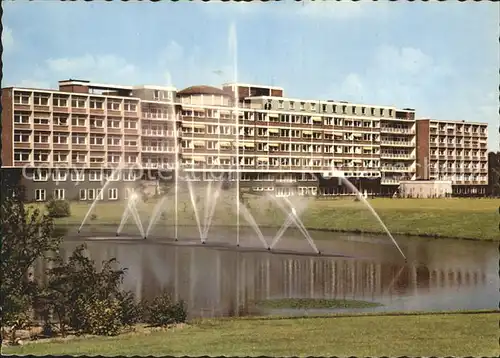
[79,163,124,232]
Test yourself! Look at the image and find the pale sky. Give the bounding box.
[2,0,499,150]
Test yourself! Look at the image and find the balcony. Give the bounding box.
[380,153,415,159]
[381,178,401,185]
[142,129,168,137]
[380,140,414,147]
[142,146,172,153]
[380,166,411,172]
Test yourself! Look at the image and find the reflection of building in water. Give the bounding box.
[35,243,489,318]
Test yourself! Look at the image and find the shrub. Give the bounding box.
[143,291,187,327]
[46,199,71,218]
[40,244,128,336]
[1,187,62,333]
[116,291,143,326]
[79,297,123,336]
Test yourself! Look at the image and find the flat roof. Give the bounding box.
[417,118,488,126]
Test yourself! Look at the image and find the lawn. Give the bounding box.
[4,312,499,356]
[33,195,499,241]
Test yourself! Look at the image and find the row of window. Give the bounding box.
[34,188,119,202]
[32,170,140,182]
[14,114,139,128]
[14,150,141,163]
[14,92,138,111]
[259,100,401,119]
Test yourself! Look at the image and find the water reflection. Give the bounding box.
[37,232,497,319]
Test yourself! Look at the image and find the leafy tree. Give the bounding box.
[0,187,62,337]
[38,244,127,336]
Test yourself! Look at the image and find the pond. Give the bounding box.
[40,226,498,318]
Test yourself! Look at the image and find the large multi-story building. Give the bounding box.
[415,119,489,196]
[1,79,488,202]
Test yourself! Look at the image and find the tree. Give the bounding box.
[0,186,62,337]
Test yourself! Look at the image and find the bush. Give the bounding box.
[40,244,128,336]
[116,291,143,326]
[1,187,62,336]
[143,291,187,327]
[46,199,71,218]
[79,297,123,336]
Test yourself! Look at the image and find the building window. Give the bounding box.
[79,189,87,201]
[123,171,137,181]
[53,189,65,200]
[72,134,86,145]
[90,118,104,128]
[310,103,316,111]
[72,152,87,163]
[71,96,87,108]
[14,92,30,105]
[53,115,68,126]
[96,189,103,200]
[89,98,104,109]
[72,115,86,126]
[53,132,68,144]
[107,153,121,163]
[33,169,49,181]
[71,170,85,181]
[34,132,50,143]
[124,120,137,129]
[107,136,121,145]
[89,170,102,181]
[33,93,50,106]
[35,189,46,202]
[89,135,104,145]
[14,150,30,162]
[87,189,96,201]
[124,138,137,146]
[33,151,50,162]
[108,188,118,200]
[53,152,68,162]
[53,96,68,107]
[124,102,137,112]
[52,170,67,181]
[107,119,121,128]
[33,116,50,125]
[14,131,30,142]
[107,100,121,111]
[14,113,30,124]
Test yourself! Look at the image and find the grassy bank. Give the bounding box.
[34,196,499,241]
[4,312,499,356]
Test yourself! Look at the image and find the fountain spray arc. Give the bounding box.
[267,195,320,254]
[324,167,407,261]
[78,163,125,234]
[229,22,241,247]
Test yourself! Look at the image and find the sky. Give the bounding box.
[2,0,499,150]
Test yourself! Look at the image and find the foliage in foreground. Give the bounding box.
[1,187,187,344]
[0,190,62,338]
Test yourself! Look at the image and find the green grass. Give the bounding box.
[33,196,500,241]
[256,298,382,309]
[5,312,499,356]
